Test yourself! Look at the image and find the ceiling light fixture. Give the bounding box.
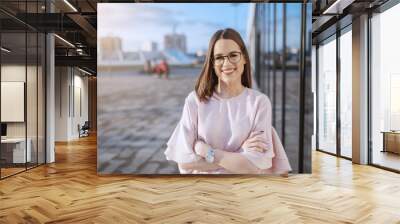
[78,67,93,76]
[1,47,11,53]
[322,0,355,15]
[63,0,78,12]
[54,34,75,48]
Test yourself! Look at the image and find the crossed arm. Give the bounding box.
[179,132,269,174]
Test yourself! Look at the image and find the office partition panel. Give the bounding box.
[0,31,28,178]
[0,1,47,179]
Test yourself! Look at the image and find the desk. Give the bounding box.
[1,138,31,163]
[382,131,400,154]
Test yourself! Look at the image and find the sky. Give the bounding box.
[98,3,310,53]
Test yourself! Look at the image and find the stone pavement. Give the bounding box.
[97,67,201,174]
[97,67,306,174]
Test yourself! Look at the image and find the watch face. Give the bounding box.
[206,148,214,163]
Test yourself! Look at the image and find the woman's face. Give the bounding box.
[212,39,246,86]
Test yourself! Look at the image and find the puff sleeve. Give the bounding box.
[164,93,200,164]
[240,96,275,170]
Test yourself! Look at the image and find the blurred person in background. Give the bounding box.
[153,58,169,79]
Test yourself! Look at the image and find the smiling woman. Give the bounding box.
[164,28,292,174]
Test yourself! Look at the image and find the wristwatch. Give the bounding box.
[205,147,215,163]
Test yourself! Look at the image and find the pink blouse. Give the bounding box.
[164,87,292,174]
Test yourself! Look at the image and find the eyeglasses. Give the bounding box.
[213,51,242,66]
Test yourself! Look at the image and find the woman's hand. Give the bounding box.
[242,131,269,153]
[194,140,210,158]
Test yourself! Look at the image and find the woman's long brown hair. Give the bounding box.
[195,28,252,102]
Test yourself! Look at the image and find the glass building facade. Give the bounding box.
[249,3,312,173]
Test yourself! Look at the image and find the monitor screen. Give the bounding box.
[1,123,7,137]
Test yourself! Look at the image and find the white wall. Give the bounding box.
[1,65,26,81]
[1,65,38,138]
[312,45,316,151]
[55,67,89,141]
[71,73,89,138]
[55,67,70,141]
[1,66,26,141]
[1,64,46,164]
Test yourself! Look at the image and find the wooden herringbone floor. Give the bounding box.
[1,135,400,224]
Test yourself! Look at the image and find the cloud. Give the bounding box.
[98,4,221,52]
[97,3,252,52]
[98,4,180,34]
[181,19,222,29]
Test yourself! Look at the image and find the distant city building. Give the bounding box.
[288,47,299,55]
[164,33,187,53]
[196,49,206,57]
[141,41,158,52]
[99,36,123,61]
[99,34,195,66]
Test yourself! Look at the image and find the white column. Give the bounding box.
[312,45,317,151]
[46,33,55,163]
[352,14,369,164]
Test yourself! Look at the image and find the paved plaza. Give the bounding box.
[97,66,307,174]
[98,67,200,174]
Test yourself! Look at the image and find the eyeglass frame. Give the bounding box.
[212,51,242,66]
